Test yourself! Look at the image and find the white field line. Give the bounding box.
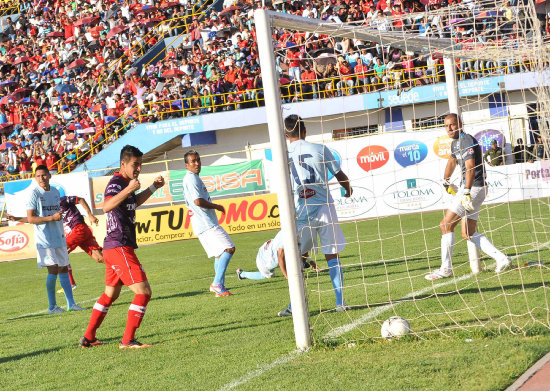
[217,239,550,391]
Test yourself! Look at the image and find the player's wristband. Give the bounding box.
[464,188,471,195]
[148,184,157,193]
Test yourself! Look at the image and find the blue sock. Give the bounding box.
[327,258,345,307]
[241,271,266,280]
[58,272,75,309]
[213,251,233,286]
[46,274,57,310]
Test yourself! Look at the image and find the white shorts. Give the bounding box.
[298,203,346,255]
[197,225,235,258]
[450,185,487,221]
[37,246,70,269]
[256,254,276,279]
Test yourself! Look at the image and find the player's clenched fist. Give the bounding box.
[51,211,62,221]
[128,179,141,192]
[153,176,165,189]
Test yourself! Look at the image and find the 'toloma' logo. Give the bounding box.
[330,186,376,219]
[394,140,428,168]
[383,178,442,210]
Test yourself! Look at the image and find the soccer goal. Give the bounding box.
[255,1,550,350]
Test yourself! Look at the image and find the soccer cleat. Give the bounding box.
[72,284,77,290]
[209,283,232,297]
[335,303,350,312]
[119,339,153,349]
[425,269,453,281]
[278,307,292,317]
[495,257,512,273]
[236,268,244,280]
[68,304,86,311]
[48,305,66,314]
[79,336,103,348]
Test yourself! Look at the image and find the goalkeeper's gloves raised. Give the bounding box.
[443,179,457,195]
[461,189,474,212]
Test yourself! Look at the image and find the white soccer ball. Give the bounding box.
[381,316,411,340]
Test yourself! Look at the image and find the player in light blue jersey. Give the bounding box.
[183,150,235,297]
[282,114,353,314]
[26,165,84,314]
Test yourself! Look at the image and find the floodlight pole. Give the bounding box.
[254,9,312,350]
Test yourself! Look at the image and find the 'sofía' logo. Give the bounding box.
[0,230,29,252]
[298,188,316,199]
[356,145,389,172]
[383,178,442,210]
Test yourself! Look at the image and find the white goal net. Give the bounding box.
[255,0,550,347]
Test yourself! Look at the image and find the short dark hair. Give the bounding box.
[184,150,200,164]
[35,164,49,174]
[284,114,305,138]
[120,145,143,163]
[445,113,462,125]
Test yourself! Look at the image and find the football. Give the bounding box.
[381,316,411,339]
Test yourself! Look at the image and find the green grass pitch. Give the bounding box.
[1,199,549,390]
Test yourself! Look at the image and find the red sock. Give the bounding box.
[68,265,76,286]
[121,294,151,344]
[84,293,116,340]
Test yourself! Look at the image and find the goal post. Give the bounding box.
[254,5,550,347]
[255,9,311,350]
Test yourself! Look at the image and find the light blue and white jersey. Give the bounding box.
[288,140,340,222]
[26,186,66,249]
[182,171,219,235]
[257,231,284,272]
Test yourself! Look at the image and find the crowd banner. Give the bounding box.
[0,224,36,262]
[91,193,280,248]
[92,160,266,209]
[4,172,93,218]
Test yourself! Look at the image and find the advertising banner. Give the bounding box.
[318,121,550,221]
[0,224,36,262]
[89,193,280,248]
[92,160,266,208]
[3,172,92,218]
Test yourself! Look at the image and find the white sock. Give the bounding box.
[467,240,481,274]
[441,232,455,270]
[469,232,506,262]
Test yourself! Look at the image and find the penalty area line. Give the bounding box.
[218,240,550,391]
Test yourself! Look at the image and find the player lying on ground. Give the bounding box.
[235,231,320,316]
[183,150,236,297]
[425,113,512,281]
[25,165,84,314]
[80,145,164,349]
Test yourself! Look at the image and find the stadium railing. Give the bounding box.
[98,11,207,91]
[0,60,536,181]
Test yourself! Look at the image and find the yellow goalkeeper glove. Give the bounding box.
[443,179,457,195]
[461,189,474,212]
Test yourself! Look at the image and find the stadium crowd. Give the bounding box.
[0,0,546,177]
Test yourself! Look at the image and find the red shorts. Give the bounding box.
[65,223,102,256]
[103,246,147,287]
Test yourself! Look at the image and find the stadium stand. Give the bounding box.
[0,0,545,180]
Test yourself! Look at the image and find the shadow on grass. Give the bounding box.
[152,289,205,301]
[0,347,64,364]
